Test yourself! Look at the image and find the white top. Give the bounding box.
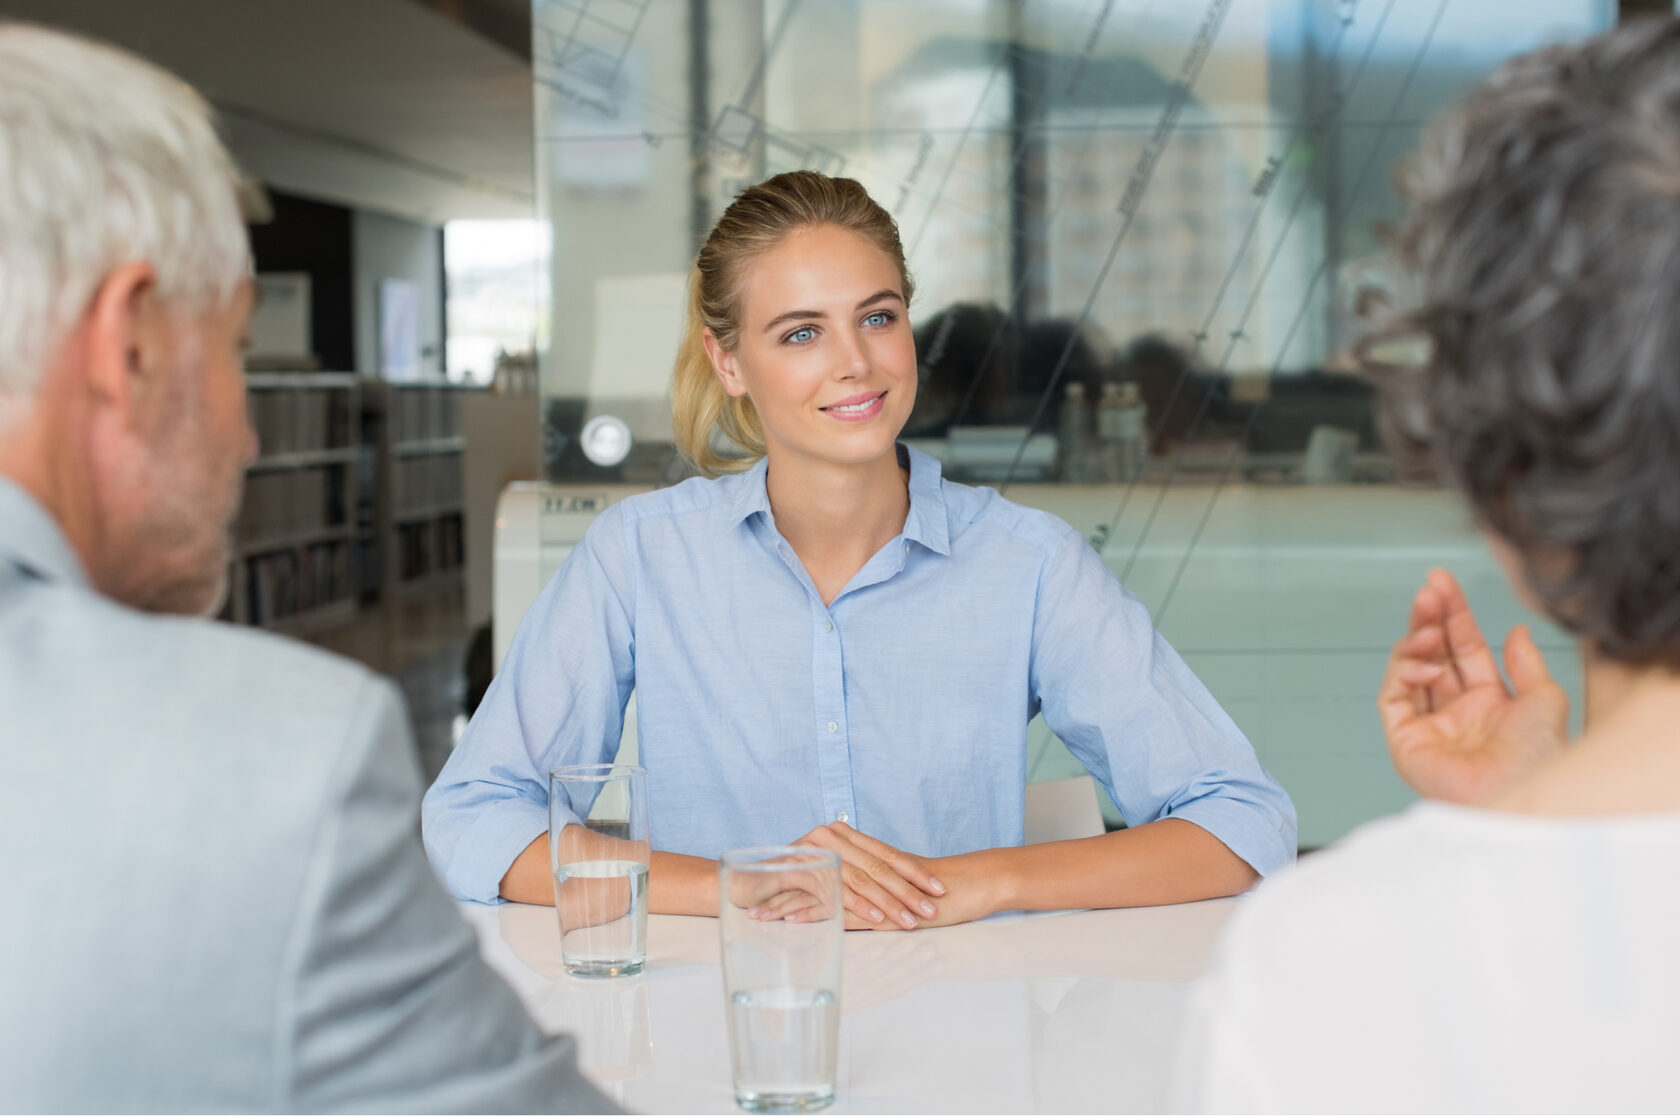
[1179,801,1680,1113]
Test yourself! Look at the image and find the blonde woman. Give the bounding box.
[423,171,1295,928]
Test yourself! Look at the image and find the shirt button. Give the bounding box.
[827,721,838,733]
[835,811,849,823]
[902,542,910,555]
[823,621,834,633]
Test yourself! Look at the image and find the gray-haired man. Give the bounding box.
[0,23,612,1113]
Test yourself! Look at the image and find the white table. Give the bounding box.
[460,898,1241,1113]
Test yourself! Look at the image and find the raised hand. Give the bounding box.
[1377,568,1570,805]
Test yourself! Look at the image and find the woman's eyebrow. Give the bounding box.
[762,307,824,333]
[761,289,904,334]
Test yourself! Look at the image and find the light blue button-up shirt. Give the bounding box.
[422,446,1296,903]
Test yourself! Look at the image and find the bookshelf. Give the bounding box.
[230,373,361,631]
[377,381,468,595]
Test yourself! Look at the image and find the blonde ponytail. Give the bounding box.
[671,265,765,475]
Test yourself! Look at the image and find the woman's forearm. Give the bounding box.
[648,850,720,916]
[501,818,1256,924]
[933,818,1258,923]
[498,834,552,904]
[497,833,719,915]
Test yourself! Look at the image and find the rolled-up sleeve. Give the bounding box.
[421,506,637,902]
[1029,530,1298,877]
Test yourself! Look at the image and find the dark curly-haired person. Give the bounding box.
[1178,18,1680,1113]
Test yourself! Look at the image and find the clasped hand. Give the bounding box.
[741,821,948,931]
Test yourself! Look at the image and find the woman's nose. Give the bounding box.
[835,329,870,378]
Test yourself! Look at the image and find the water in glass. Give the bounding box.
[553,858,649,977]
[727,986,839,1112]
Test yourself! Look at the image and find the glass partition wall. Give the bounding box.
[532,0,1611,846]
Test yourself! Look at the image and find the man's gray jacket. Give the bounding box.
[0,479,612,1114]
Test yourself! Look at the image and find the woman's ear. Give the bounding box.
[703,327,749,398]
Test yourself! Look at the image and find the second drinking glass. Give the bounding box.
[719,847,843,1113]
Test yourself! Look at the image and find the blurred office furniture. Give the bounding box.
[463,392,542,632]
[375,381,468,596]
[245,273,318,371]
[1301,424,1361,485]
[490,483,651,671]
[230,373,360,631]
[490,483,650,761]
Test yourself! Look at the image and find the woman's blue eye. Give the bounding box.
[785,326,816,344]
[864,311,895,327]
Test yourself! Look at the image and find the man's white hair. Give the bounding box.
[0,22,249,418]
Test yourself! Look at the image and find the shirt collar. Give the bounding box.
[899,443,952,556]
[0,477,91,588]
[726,454,774,528]
[723,444,952,557]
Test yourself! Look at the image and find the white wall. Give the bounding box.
[353,209,445,376]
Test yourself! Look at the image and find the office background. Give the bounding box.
[6,0,1664,846]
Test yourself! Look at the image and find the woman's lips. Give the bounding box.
[820,391,886,422]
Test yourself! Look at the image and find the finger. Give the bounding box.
[746,887,795,917]
[1416,572,1468,692]
[839,861,924,929]
[807,824,938,924]
[792,831,895,924]
[786,869,847,923]
[1396,661,1447,686]
[1433,569,1505,691]
[1408,580,1446,636]
[725,874,792,913]
[1405,621,1446,661]
[828,822,946,898]
[1403,625,1457,697]
[1502,624,1554,693]
[767,892,826,923]
[1397,658,1451,685]
[1378,633,1429,736]
[1504,625,1571,727]
[750,888,819,921]
[798,825,933,927]
[1380,622,1450,724]
[1405,582,1466,705]
[837,887,886,926]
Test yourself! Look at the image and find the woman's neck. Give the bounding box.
[1581,646,1667,727]
[763,447,910,605]
[1498,651,1680,817]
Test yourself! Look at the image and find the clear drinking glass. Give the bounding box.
[719,847,843,1113]
[548,763,650,978]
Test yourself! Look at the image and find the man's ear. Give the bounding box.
[702,327,749,399]
[81,262,164,419]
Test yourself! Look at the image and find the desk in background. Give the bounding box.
[461,899,1239,1113]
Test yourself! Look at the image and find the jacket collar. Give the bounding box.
[0,478,91,588]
